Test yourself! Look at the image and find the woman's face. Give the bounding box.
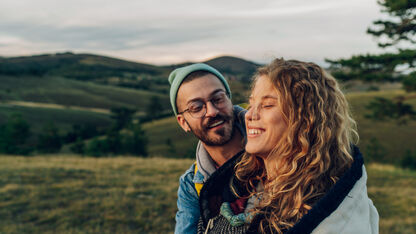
[245,76,288,158]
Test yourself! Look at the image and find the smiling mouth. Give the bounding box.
[208,120,225,129]
[248,128,264,136]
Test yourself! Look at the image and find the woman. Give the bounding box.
[199,58,379,233]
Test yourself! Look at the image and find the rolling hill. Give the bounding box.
[204,55,259,81]
[0,52,167,79]
[0,52,259,85]
[0,52,259,149]
[0,75,168,111]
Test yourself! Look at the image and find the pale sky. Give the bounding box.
[0,0,386,65]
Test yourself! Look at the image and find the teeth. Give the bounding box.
[248,129,262,135]
[210,120,224,128]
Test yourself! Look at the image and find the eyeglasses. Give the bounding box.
[178,91,230,118]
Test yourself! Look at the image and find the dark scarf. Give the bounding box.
[246,145,364,234]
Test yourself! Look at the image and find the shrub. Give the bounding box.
[86,138,108,157]
[0,113,32,155]
[36,122,62,153]
[70,137,86,155]
[365,137,386,163]
[401,150,416,170]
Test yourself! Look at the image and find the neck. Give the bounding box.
[202,130,244,167]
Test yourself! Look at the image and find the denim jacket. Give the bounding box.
[174,105,246,234]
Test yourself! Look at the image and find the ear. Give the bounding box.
[177,114,191,132]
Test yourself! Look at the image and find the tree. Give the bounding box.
[365,137,387,163]
[327,0,416,90]
[110,107,136,131]
[146,95,164,120]
[105,129,123,155]
[123,122,148,156]
[367,0,416,48]
[165,138,176,157]
[64,124,98,143]
[401,150,416,170]
[70,137,86,155]
[327,0,416,123]
[365,96,416,124]
[86,138,107,157]
[36,122,62,153]
[0,113,32,155]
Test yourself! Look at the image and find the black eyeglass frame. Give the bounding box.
[177,91,230,118]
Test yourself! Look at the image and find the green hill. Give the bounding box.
[0,74,170,143]
[167,55,260,82]
[0,53,259,93]
[0,74,170,136]
[0,52,172,94]
[0,52,262,153]
[143,117,198,158]
[0,52,167,79]
[0,75,169,111]
[0,105,113,136]
[204,55,260,81]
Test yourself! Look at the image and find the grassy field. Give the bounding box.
[0,155,414,234]
[0,155,192,234]
[347,89,416,164]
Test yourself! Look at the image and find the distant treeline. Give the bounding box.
[0,107,152,157]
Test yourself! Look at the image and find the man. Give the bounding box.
[168,63,246,234]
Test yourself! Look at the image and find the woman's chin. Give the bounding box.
[245,145,261,155]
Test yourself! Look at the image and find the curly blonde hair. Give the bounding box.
[235,58,358,233]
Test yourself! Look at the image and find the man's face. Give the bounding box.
[176,74,234,146]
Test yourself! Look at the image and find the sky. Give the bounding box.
[0,0,387,65]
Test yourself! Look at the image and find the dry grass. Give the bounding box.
[0,155,193,234]
[0,155,415,234]
[367,163,416,233]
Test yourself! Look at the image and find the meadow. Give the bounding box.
[0,155,415,234]
[0,156,189,234]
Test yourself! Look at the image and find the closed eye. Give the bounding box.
[188,102,204,112]
[212,97,223,104]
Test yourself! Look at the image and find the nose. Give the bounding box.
[246,105,259,121]
[205,101,219,117]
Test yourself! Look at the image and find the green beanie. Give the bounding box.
[168,63,231,116]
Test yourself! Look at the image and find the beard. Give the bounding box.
[187,112,235,146]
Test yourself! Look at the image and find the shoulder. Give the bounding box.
[177,163,200,210]
[179,163,197,187]
[312,165,379,234]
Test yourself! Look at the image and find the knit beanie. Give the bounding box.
[168,63,231,115]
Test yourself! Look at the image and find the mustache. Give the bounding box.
[203,114,232,129]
